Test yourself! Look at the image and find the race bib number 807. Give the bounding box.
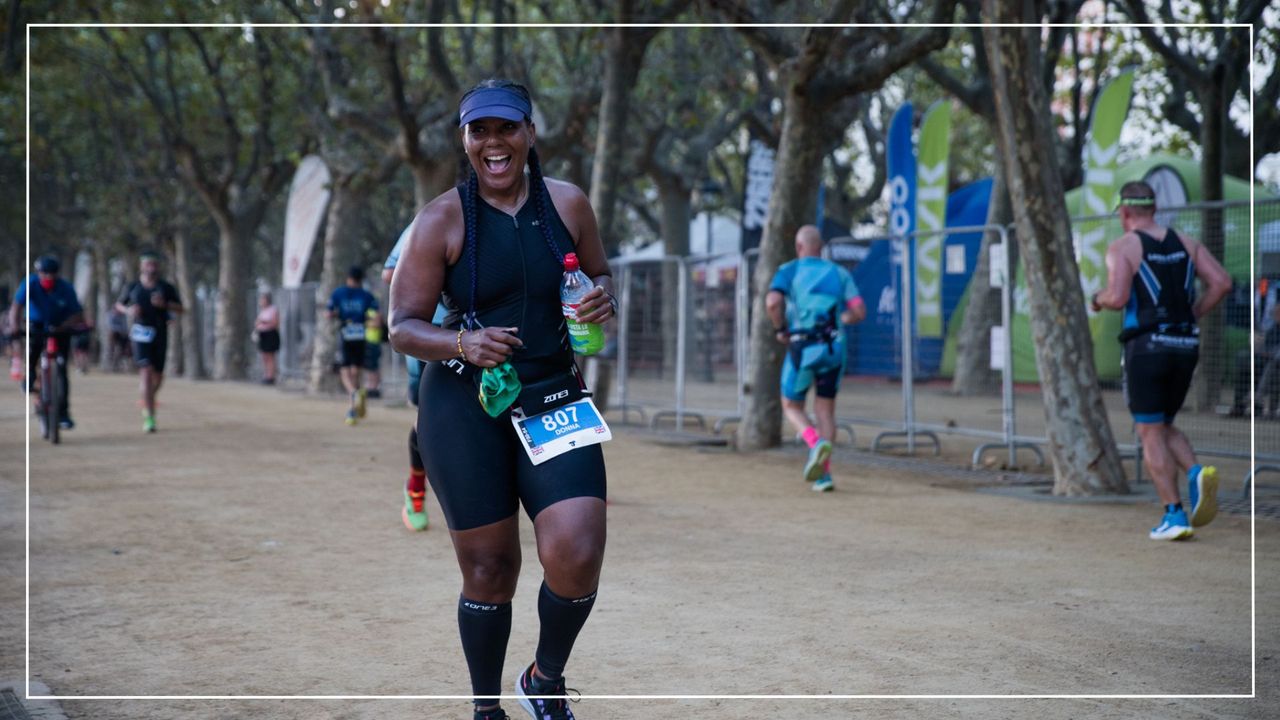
[511,398,611,465]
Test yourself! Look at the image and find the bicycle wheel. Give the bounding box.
[38,357,51,441]
[47,361,61,444]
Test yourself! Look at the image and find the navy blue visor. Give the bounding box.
[458,87,531,127]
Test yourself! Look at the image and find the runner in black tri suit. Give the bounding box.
[388,79,616,720]
[115,252,182,434]
[1091,181,1231,540]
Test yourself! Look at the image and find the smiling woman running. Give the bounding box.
[389,79,614,720]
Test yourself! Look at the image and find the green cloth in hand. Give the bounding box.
[478,361,522,417]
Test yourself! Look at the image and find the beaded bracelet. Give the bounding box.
[456,329,468,363]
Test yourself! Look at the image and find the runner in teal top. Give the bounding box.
[767,225,865,492]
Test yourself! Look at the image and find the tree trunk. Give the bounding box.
[951,157,1010,395]
[307,179,364,394]
[78,247,97,344]
[173,226,205,379]
[167,301,184,378]
[589,28,651,255]
[409,159,459,210]
[162,235,184,378]
[213,218,251,380]
[982,11,1128,496]
[736,91,824,450]
[93,245,114,371]
[1193,76,1226,412]
[656,178,691,378]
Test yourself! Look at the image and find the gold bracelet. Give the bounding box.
[456,329,468,363]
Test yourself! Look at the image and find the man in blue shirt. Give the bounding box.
[767,225,866,492]
[329,265,379,425]
[10,255,85,429]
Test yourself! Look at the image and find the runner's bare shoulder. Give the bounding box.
[542,177,592,237]
[1113,231,1144,261]
[1175,231,1205,257]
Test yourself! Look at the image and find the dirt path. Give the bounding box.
[1,373,1275,719]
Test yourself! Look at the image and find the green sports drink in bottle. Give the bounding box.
[560,252,605,355]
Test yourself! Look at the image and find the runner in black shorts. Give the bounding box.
[328,266,378,425]
[115,253,182,433]
[389,79,615,720]
[1091,181,1230,540]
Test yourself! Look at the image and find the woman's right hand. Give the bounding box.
[461,327,522,367]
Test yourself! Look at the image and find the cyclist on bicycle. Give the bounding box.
[9,255,84,429]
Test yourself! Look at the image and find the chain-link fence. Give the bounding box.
[824,235,907,445]
[680,253,743,426]
[612,256,680,426]
[273,282,319,387]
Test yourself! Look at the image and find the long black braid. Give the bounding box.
[526,145,564,264]
[463,170,480,330]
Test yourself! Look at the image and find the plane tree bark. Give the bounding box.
[982,0,1127,495]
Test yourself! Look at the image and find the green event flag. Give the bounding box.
[1075,70,1135,373]
[915,100,951,338]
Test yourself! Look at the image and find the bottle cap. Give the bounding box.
[563,253,579,271]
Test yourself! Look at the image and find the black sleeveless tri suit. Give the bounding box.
[416,187,607,531]
[1120,228,1199,425]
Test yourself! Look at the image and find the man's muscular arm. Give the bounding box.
[1187,238,1231,319]
[1092,236,1136,312]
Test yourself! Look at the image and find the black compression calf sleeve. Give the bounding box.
[534,582,597,681]
[409,426,423,472]
[458,597,512,704]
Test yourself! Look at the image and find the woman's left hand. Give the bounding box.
[574,286,616,325]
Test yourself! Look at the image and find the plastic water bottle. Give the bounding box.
[560,253,605,355]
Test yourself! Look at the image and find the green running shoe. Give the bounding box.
[345,408,358,426]
[803,439,832,482]
[143,415,156,433]
[402,488,429,531]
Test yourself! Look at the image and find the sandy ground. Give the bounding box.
[1,372,1277,719]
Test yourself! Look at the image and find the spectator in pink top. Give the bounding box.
[254,291,280,385]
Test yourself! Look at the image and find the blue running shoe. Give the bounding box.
[1149,508,1193,540]
[812,474,834,492]
[803,439,833,483]
[1187,465,1219,528]
[515,664,576,720]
